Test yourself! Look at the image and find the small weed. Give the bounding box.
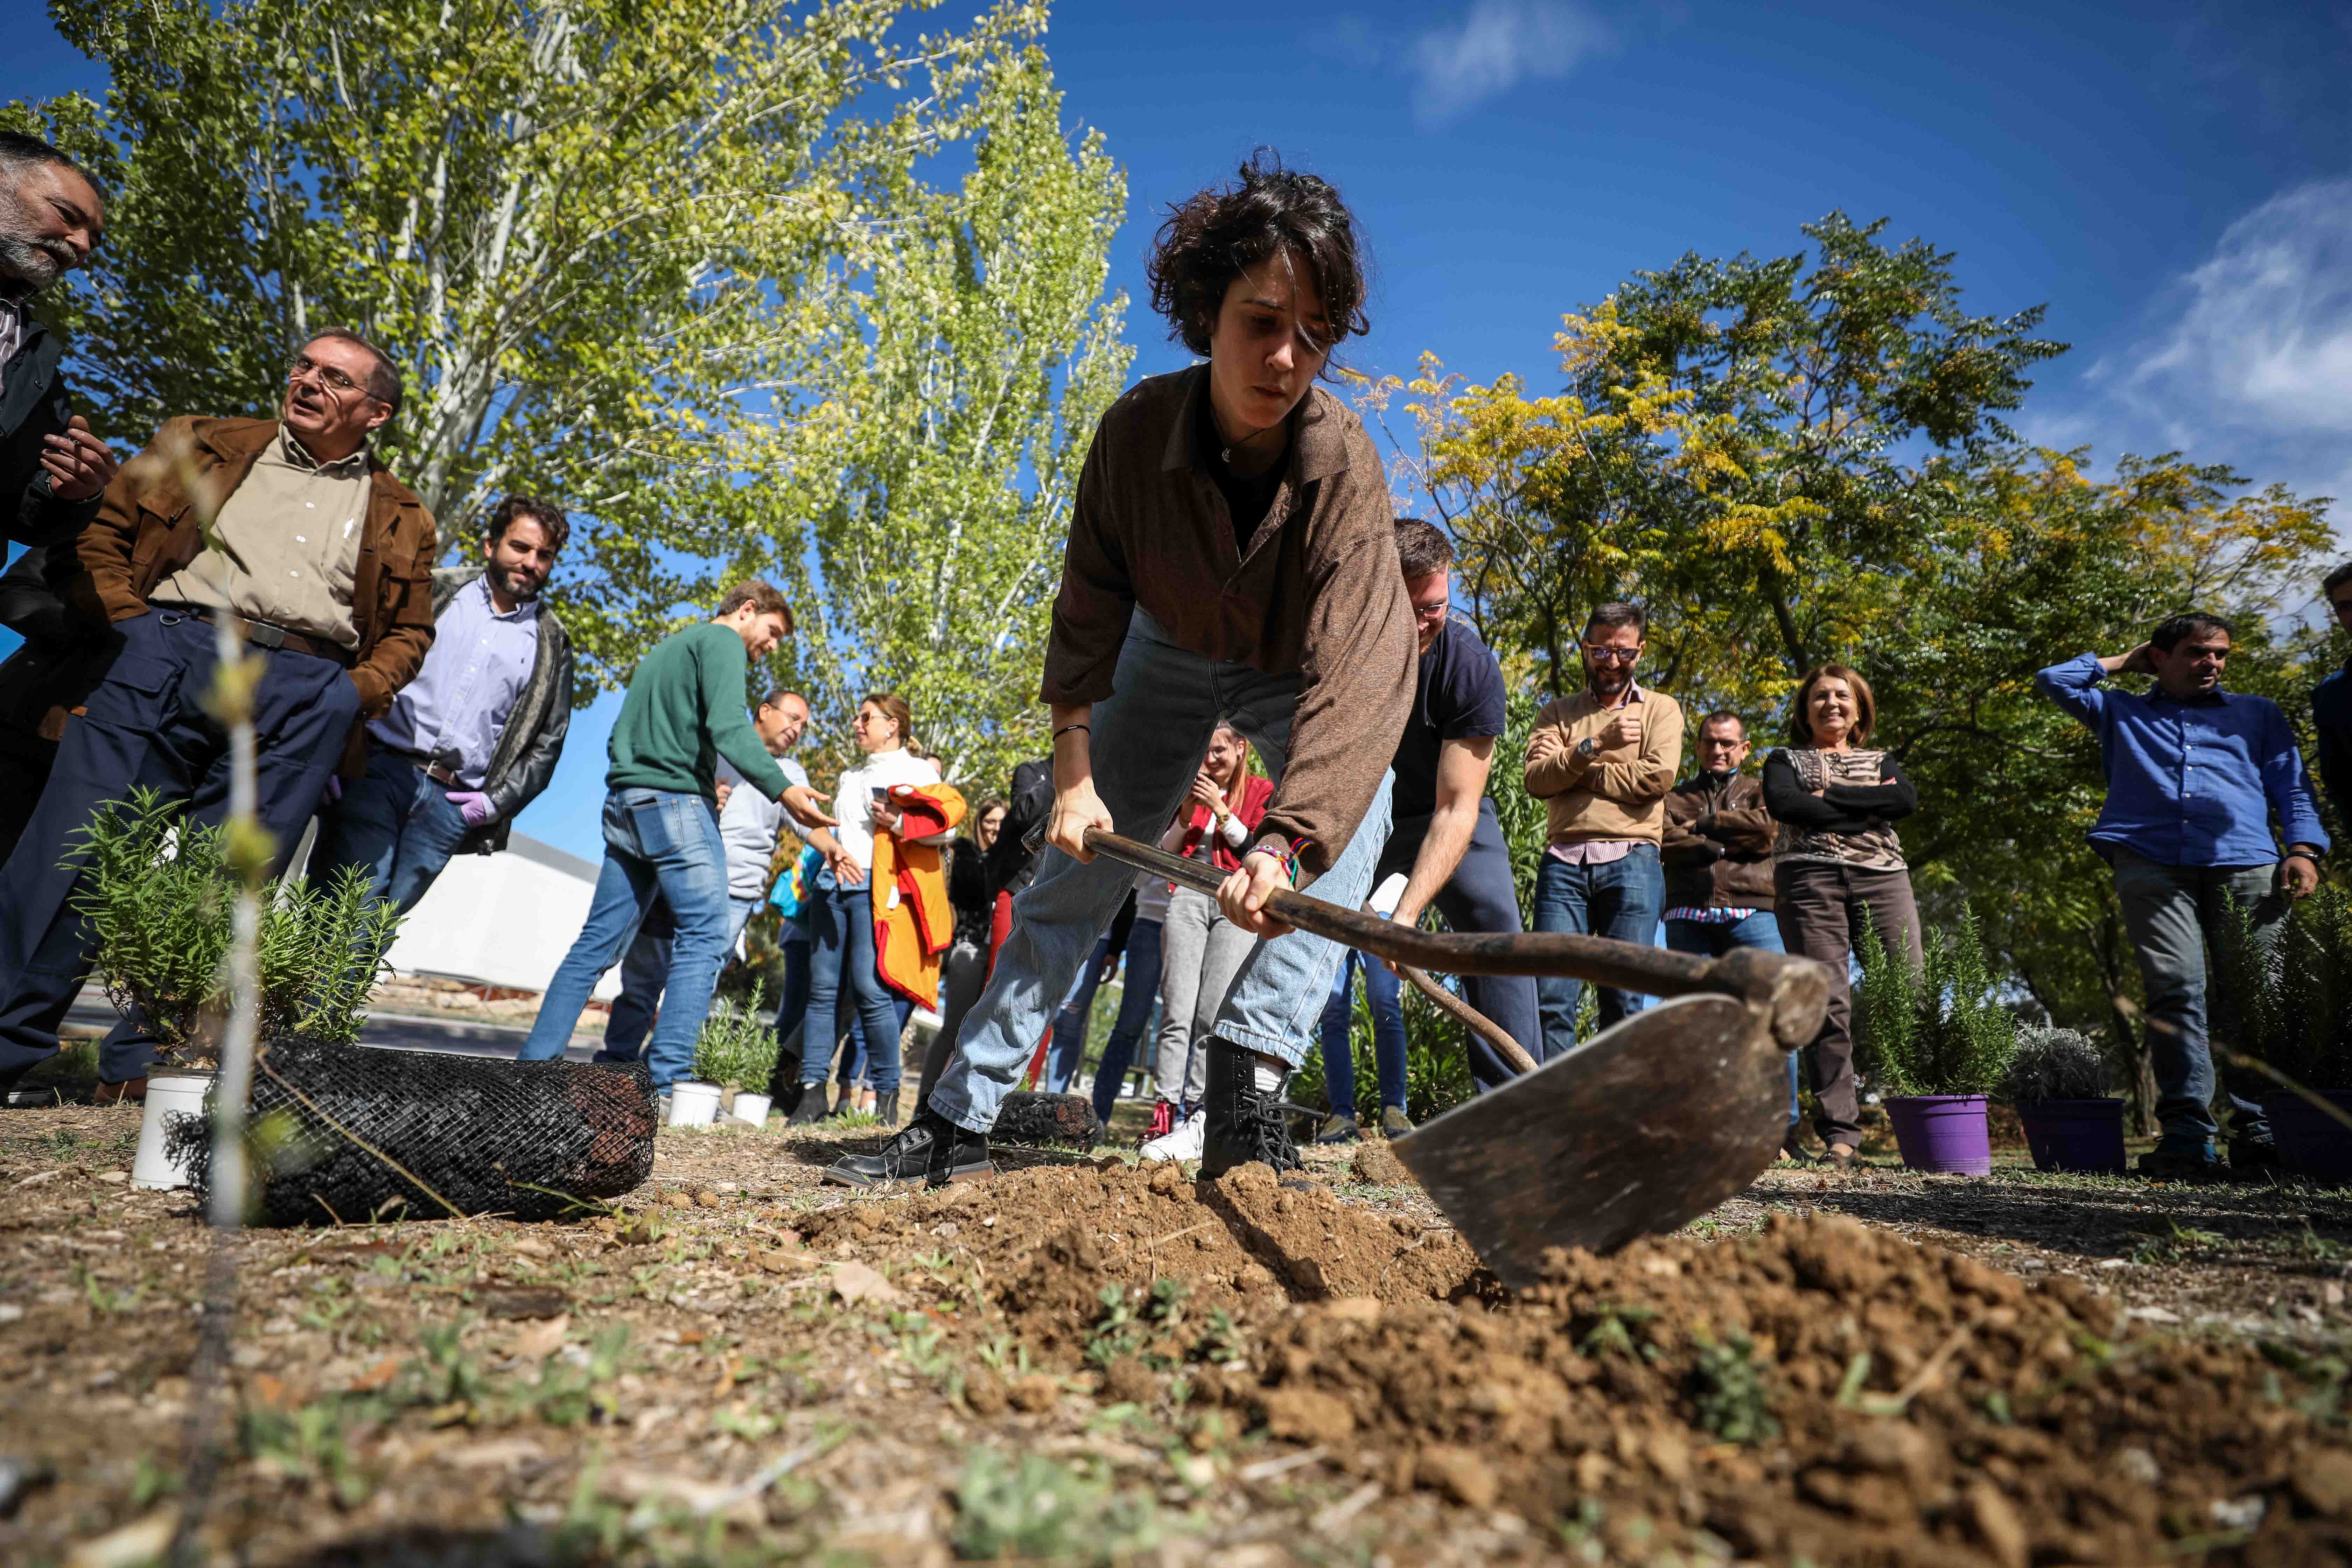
[978,1335,1034,1377]
[1086,1278,1195,1371]
[2131,1221,2228,1265]
[129,1455,179,1510]
[1193,1309,1245,1367]
[952,1450,1171,1564]
[240,1401,372,1507]
[1688,1330,1781,1444]
[1578,1304,1662,1363]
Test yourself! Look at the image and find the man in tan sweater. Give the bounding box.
[1522,602,1685,1058]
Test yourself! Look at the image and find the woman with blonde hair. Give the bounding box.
[1761,663,1921,1168]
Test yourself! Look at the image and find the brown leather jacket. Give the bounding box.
[63,416,436,768]
[1660,769,1777,910]
[75,417,437,706]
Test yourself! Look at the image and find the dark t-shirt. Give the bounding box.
[1391,611,1508,819]
[1194,382,1284,553]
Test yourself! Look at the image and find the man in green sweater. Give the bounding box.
[519,580,829,1092]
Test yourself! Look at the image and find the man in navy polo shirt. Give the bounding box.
[2037,612,2327,1178]
[1323,519,1536,1101]
[2309,562,2352,828]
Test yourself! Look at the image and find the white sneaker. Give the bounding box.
[1140,1108,1205,1162]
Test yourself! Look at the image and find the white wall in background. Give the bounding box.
[382,833,622,1000]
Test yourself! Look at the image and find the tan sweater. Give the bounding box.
[1522,684,1687,845]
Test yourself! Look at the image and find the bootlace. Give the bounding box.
[1241,1086,1300,1171]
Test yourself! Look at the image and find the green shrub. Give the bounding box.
[1855,906,2014,1097]
[2215,886,2352,1087]
[69,789,401,1063]
[693,979,777,1090]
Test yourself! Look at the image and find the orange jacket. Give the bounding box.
[871,780,967,1008]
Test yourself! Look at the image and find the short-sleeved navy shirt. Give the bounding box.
[1391,610,1508,819]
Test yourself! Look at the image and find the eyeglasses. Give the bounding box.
[286,353,376,401]
[1411,600,1450,622]
[1581,644,1641,664]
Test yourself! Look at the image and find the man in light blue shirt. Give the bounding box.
[312,496,575,912]
[2036,611,2327,1178]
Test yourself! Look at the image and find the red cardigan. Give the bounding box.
[1175,773,1275,873]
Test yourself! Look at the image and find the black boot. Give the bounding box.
[1199,1040,1301,1179]
[784,1090,828,1127]
[823,1106,994,1189]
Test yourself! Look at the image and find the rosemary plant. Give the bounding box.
[1855,906,2015,1098]
[693,980,778,1092]
[2006,1024,2110,1104]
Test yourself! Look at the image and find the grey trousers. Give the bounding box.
[1153,883,1255,1108]
[2111,849,2284,1149]
[1774,860,1921,1148]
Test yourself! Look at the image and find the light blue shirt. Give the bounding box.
[2035,652,2329,868]
[369,575,541,789]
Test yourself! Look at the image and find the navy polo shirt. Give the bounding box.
[1392,610,1507,819]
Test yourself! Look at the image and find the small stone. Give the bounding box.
[1965,1481,2029,1568]
[693,1189,721,1209]
[2115,1447,2161,1485]
[1416,1445,1499,1510]
[660,1189,692,1210]
[962,1367,1008,1417]
[2292,1448,2352,1516]
[1007,1374,1062,1413]
[2210,1495,2267,1532]
[2095,1258,2131,1270]
[1262,1388,1354,1444]
[1100,1357,1156,1406]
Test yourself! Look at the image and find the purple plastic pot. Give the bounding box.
[2260,1088,2352,1185]
[2017,1098,2127,1175]
[1884,1094,1993,1175]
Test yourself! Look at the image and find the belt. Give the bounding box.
[168,605,355,667]
[383,746,460,786]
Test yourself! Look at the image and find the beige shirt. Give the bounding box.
[150,429,371,647]
[1522,682,1687,847]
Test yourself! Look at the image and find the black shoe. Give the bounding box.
[2226,1139,2281,1180]
[2138,1142,2222,1181]
[785,1092,828,1127]
[1199,1042,1301,1180]
[822,1107,993,1189]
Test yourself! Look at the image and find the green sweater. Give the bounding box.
[606,622,790,802]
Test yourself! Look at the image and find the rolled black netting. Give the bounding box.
[993,1090,1100,1149]
[165,1036,658,1225]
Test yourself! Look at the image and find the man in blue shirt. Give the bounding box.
[2036,612,2327,1178]
[312,495,575,913]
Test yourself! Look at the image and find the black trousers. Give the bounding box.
[1376,798,1540,1092]
[0,610,358,1082]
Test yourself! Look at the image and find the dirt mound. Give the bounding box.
[797,1161,1484,1358]
[1194,1211,2352,1564]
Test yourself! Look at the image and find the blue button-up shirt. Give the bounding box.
[369,575,541,789]
[2035,651,2329,868]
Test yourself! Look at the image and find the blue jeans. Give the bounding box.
[1532,845,1665,1058]
[1320,948,1406,1117]
[799,879,909,1100]
[1045,933,1114,1095]
[518,788,731,1089]
[1376,801,1538,1092]
[1664,912,1798,1127]
[1088,919,1164,1124]
[929,610,1392,1134]
[312,748,477,915]
[599,894,766,1063]
[766,935,811,1093]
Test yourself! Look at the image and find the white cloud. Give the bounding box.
[2105,178,2352,440]
[1409,1,1614,125]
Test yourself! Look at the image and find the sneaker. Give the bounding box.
[1379,1106,1414,1138]
[2137,1140,2221,1181]
[1199,1041,1301,1180]
[1314,1112,1362,1145]
[784,1093,829,1127]
[822,1107,994,1189]
[1146,1099,1176,1140]
[1140,1109,1206,1163]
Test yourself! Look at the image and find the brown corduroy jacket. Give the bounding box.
[68,416,437,770]
[1043,365,1415,876]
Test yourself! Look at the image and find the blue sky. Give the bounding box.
[6,0,2348,864]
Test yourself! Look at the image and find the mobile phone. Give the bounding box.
[871,786,888,803]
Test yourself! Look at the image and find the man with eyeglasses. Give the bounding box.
[1523,602,1685,1059]
[0,329,438,1097]
[2311,563,2352,830]
[2038,612,2326,1179]
[1310,518,1537,1138]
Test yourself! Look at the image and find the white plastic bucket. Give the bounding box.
[668,1081,721,1127]
[132,1075,213,1190]
[729,1091,772,1127]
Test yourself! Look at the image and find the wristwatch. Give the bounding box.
[1577,735,1599,759]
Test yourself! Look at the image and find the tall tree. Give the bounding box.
[12,0,1049,547]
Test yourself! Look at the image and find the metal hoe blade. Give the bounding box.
[1390,994,1787,1291]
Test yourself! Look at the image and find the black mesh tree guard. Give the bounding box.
[167,1036,659,1224]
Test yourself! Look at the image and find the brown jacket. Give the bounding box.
[1044,366,1415,875]
[74,417,436,714]
[1522,684,1686,845]
[1660,769,1777,910]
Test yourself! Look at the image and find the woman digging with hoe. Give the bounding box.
[826,151,1418,1189]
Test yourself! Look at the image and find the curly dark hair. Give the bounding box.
[1145,149,1370,362]
[485,494,570,555]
